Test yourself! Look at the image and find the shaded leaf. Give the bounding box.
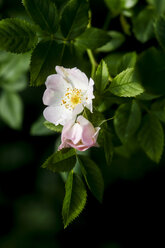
[114,100,141,143]
[62,171,87,228]
[60,0,89,39]
[154,16,165,50]
[30,116,54,136]
[22,0,59,33]
[78,156,104,202]
[75,27,110,50]
[42,148,76,173]
[0,18,37,53]
[138,114,164,163]
[30,41,64,86]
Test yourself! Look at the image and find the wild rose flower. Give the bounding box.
[58,115,100,151]
[43,66,95,126]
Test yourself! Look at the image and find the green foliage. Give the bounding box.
[78,155,104,202]
[109,68,144,97]
[132,7,155,43]
[75,27,111,50]
[117,51,137,73]
[151,98,165,123]
[154,16,165,51]
[0,91,23,130]
[138,114,164,163]
[114,100,141,143]
[103,129,114,166]
[60,0,89,40]
[42,148,76,173]
[105,0,138,16]
[62,171,87,228]
[22,0,59,33]
[30,116,54,136]
[136,47,165,94]
[44,121,62,133]
[97,31,125,53]
[30,41,64,86]
[0,18,37,53]
[95,60,109,94]
[147,0,165,14]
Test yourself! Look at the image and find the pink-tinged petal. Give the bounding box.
[45,74,68,92]
[61,118,75,143]
[66,123,83,144]
[77,115,90,126]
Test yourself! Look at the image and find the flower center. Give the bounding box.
[61,88,82,110]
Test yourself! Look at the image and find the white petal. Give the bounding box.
[45,74,68,92]
[43,105,73,126]
[43,88,63,106]
[56,66,88,90]
[73,103,84,116]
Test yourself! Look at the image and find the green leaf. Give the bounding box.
[75,27,110,50]
[30,41,64,86]
[136,47,165,94]
[78,156,104,202]
[114,100,141,143]
[42,148,76,173]
[154,16,165,51]
[132,7,155,43]
[138,114,164,163]
[0,91,23,130]
[95,60,109,94]
[151,98,165,123]
[0,18,37,53]
[96,31,125,53]
[60,0,89,39]
[147,0,165,14]
[22,0,59,33]
[104,52,124,77]
[44,121,62,133]
[30,116,54,136]
[117,51,137,73]
[62,171,87,228]
[109,68,144,97]
[105,0,137,16]
[103,129,114,166]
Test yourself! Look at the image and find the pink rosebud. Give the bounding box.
[58,115,100,151]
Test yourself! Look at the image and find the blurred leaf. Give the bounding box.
[136,92,160,101]
[0,18,37,53]
[75,27,110,50]
[109,68,144,97]
[117,51,137,73]
[104,53,124,77]
[30,115,54,136]
[0,91,23,129]
[132,7,155,43]
[138,114,164,163]
[22,0,59,33]
[78,155,104,202]
[154,16,165,50]
[42,148,76,173]
[151,98,165,123]
[136,47,165,94]
[95,60,109,94]
[97,31,125,53]
[30,41,64,86]
[44,121,62,133]
[62,171,87,228]
[114,100,141,143]
[105,0,137,16]
[147,0,165,14]
[60,0,89,39]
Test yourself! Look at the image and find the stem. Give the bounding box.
[87,49,97,78]
[99,117,114,127]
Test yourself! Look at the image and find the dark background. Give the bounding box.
[0,0,165,247]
